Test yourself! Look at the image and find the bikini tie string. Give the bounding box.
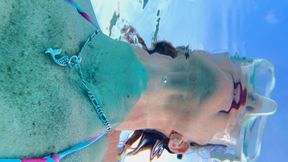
[65,0,99,28]
[45,31,111,131]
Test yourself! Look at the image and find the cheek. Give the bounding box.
[172,96,234,144]
[177,78,235,143]
[177,111,231,145]
[201,69,234,115]
[216,72,234,112]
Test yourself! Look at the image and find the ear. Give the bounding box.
[168,138,189,154]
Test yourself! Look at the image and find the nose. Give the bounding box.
[245,93,277,116]
[244,58,277,116]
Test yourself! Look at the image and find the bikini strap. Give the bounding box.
[65,0,99,29]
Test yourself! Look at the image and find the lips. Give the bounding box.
[220,81,247,114]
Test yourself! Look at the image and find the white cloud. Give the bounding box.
[265,11,279,24]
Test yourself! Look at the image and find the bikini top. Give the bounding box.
[0,1,111,161]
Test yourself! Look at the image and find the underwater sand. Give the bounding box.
[0,0,146,161]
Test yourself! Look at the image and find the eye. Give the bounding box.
[246,105,254,111]
[190,142,200,147]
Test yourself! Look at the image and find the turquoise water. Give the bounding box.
[0,0,286,161]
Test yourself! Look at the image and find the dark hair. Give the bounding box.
[118,129,182,161]
[118,129,228,161]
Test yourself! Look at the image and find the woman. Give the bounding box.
[102,45,249,161]
[103,48,276,162]
[92,0,277,161]
[0,0,276,162]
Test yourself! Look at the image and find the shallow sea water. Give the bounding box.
[0,0,287,162]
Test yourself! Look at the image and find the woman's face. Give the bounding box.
[133,48,246,148]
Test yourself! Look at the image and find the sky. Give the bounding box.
[196,0,288,161]
[238,0,288,161]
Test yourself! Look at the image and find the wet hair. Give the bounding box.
[118,129,228,161]
[121,25,178,58]
[147,41,178,58]
[118,129,182,161]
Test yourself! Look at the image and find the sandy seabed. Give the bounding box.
[0,0,148,161]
